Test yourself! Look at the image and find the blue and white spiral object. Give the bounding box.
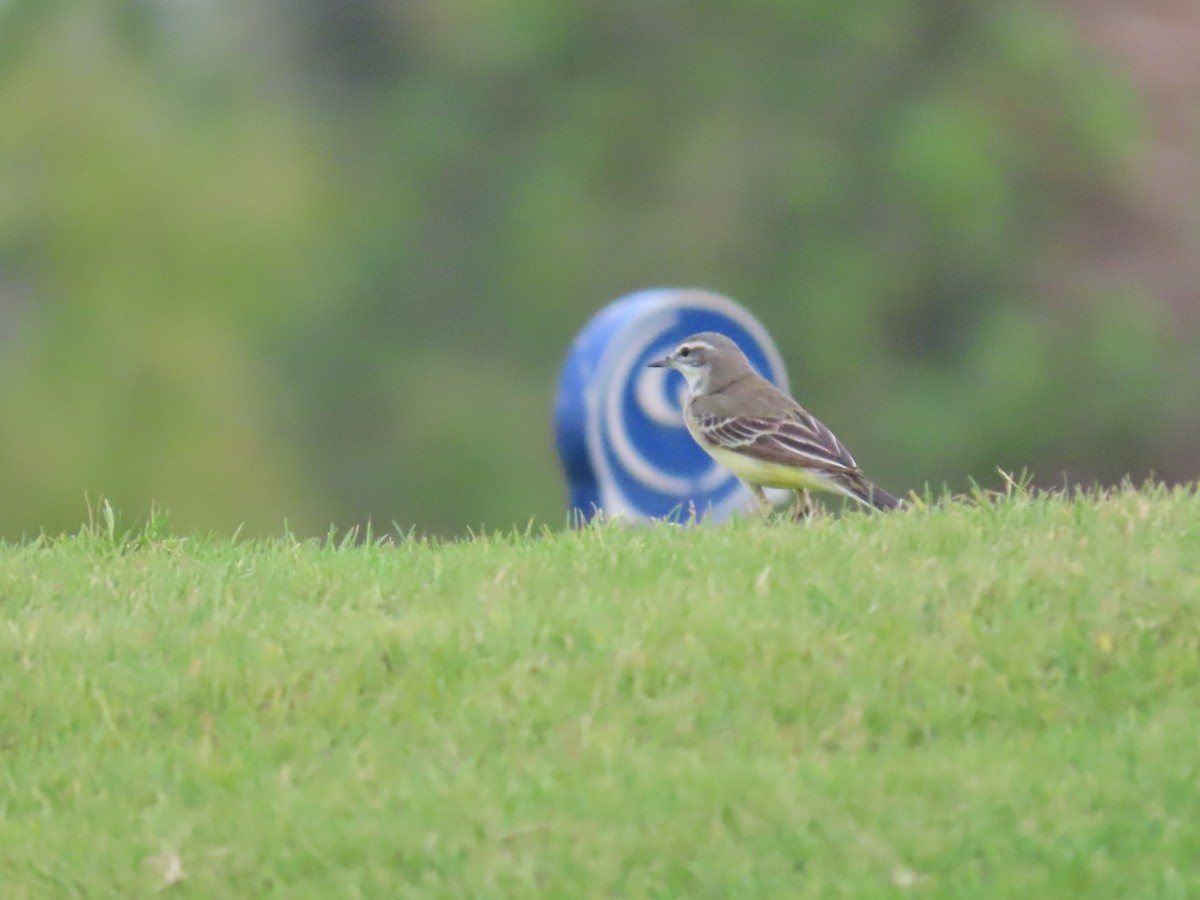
[554,288,789,524]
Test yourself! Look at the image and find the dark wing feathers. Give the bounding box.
[699,410,858,474]
[694,403,902,510]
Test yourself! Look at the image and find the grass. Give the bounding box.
[2,486,1199,897]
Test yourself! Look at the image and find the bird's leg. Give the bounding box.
[748,483,774,518]
[790,489,814,521]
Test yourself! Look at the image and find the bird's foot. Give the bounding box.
[790,489,814,522]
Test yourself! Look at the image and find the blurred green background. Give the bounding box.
[1,1,1197,538]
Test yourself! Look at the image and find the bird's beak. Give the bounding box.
[648,355,672,369]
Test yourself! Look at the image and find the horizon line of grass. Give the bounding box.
[13,474,1194,551]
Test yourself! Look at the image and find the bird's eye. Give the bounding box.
[679,347,691,359]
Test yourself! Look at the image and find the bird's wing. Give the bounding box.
[695,409,859,474]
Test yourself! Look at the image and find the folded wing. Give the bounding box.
[697,410,859,474]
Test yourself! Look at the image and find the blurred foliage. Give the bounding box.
[0,0,1192,538]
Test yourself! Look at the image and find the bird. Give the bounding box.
[648,331,900,518]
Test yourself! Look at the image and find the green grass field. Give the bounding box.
[3,487,1199,897]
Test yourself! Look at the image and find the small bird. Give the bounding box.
[649,332,900,518]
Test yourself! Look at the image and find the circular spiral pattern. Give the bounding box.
[563,288,788,522]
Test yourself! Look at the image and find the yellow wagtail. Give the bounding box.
[649,332,900,518]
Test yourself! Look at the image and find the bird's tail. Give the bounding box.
[840,472,902,511]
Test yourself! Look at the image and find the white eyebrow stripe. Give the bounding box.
[680,341,717,353]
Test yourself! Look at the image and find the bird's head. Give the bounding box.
[648,332,750,393]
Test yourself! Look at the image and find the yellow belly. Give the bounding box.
[702,442,839,493]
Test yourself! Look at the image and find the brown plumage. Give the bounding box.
[650,331,900,515]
